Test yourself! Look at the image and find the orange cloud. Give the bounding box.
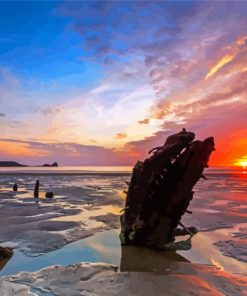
[127,70,247,167]
[114,133,128,139]
[205,35,247,80]
[0,141,51,158]
[236,35,247,45]
[138,118,150,124]
[205,53,236,80]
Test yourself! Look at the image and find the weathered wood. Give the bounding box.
[45,192,54,198]
[120,129,215,249]
[34,180,39,198]
[13,183,18,192]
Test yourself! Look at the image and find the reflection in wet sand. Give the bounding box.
[179,228,247,274]
[120,245,190,273]
[52,204,122,229]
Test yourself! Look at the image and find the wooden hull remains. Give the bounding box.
[120,129,215,249]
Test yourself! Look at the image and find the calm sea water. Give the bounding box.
[0,166,132,174]
[0,165,245,174]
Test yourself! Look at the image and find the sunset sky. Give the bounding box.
[0,1,246,166]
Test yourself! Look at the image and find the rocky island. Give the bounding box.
[0,161,27,167]
[0,161,58,167]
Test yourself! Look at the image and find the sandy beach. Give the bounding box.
[0,167,247,295]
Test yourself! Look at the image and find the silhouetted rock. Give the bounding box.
[0,161,58,167]
[120,129,215,249]
[45,192,54,198]
[0,161,26,167]
[42,162,58,167]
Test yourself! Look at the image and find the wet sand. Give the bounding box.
[0,169,247,295]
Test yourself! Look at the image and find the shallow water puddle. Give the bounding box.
[1,227,247,278]
[179,225,247,274]
[51,204,121,228]
[0,229,121,276]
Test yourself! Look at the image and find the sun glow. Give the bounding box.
[240,161,247,169]
[235,159,247,169]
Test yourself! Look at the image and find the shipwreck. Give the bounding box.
[120,129,215,250]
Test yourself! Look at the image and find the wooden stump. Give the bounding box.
[13,183,18,192]
[34,180,39,198]
[120,129,215,249]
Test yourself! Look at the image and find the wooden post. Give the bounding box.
[13,183,18,192]
[34,180,39,198]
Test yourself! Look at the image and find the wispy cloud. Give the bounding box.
[205,35,247,80]
[114,133,128,140]
[138,119,149,125]
[1,1,247,166]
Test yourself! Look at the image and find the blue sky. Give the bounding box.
[0,1,247,166]
[0,1,102,91]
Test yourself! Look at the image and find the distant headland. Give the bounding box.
[0,161,58,167]
[41,162,58,167]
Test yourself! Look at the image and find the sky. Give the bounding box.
[0,0,246,166]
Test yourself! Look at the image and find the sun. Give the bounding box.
[234,158,247,169]
[240,161,247,169]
